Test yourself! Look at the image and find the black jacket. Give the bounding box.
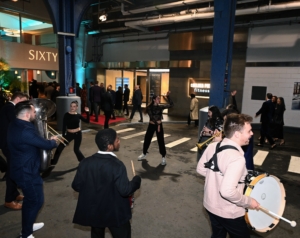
[72,153,141,227]
[0,102,15,149]
[256,99,275,123]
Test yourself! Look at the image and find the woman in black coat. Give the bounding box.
[273,97,286,145]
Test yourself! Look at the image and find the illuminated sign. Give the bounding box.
[28,50,58,62]
[189,79,210,97]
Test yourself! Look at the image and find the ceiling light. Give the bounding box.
[99,14,107,22]
[15,70,18,74]
[12,0,19,2]
[37,70,40,75]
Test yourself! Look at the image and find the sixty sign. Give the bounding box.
[28,50,58,62]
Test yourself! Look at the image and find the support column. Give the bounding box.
[209,0,237,108]
[43,0,94,96]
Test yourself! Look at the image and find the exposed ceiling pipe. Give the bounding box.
[124,1,300,30]
[121,0,213,15]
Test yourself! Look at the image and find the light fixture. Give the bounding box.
[99,13,107,22]
[51,72,55,76]
[15,70,18,74]
[37,70,40,75]
[12,0,19,2]
[4,29,21,37]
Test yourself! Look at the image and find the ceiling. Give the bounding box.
[0,0,300,38]
[83,0,300,37]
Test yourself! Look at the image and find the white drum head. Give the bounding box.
[246,175,286,232]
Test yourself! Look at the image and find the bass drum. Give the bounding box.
[244,171,286,233]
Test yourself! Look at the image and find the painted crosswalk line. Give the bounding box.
[116,128,135,134]
[165,137,191,148]
[121,131,146,139]
[190,147,198,152]
[140,134,171,143]
[253,150,269,166]
[288,156,300,174]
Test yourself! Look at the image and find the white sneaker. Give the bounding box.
[20,223,44,236]
[33,222,44,231]
[161,157,166,165]
[138,153,147,160]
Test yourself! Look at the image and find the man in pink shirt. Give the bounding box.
[197,113,260,238]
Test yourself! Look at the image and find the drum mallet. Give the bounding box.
[259,206,297,227]
[131,160,136,176]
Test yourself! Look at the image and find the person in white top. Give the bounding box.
[197,113,260,238]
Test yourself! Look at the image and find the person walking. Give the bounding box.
[115,86,123,116]
[7,101,58,238]
[123,84,130,116]
[129,85,143,122]
[197,113,260,238]
[187,93,198,127]
[102,86,114,129]
[273,97,286,145]
[91,81,102,122]
[138,91,173,165]
[255,93,276,149]
[0,92,28,210]
[81,84,88,114]
[89,81,95,116]
[72,128,141,238]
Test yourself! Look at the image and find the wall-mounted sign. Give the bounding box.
[189,78,210,97]
[29,50,58,62]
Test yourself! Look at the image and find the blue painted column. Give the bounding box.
[43,0,94,96]
[209,0,237,108]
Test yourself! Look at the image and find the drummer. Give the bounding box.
[197,113,260,238]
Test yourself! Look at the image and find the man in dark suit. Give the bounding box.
[123,84,130,116]
[88,81,95,116]
[129,85,143,122]
[255,93,276,149]
[91,81,103,122]
[72,128,141,238]
[7,101,58,238]
[0,92,28,210]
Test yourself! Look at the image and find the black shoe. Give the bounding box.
[1,173,6,181]
[270,144,277,150]
[138,120,143,122]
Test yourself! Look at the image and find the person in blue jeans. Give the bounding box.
[7,101,58,238]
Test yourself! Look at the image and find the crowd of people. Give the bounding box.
[0,86,289,238]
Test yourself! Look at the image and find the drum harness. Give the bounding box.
[204,142,243,184]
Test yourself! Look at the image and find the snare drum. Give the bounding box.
[244,171,286,233]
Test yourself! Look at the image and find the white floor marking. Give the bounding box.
[116,128,135,133]
[253,150,269,166]
[121,131,146,139]
[288,156,300,174]
[165,137,191,148]
[140,134,171,143]
[190,147,198,152]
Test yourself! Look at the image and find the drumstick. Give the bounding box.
[259,206,297,227]
[131,160,136,176]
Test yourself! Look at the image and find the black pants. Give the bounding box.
[91,221,131,238]
[129,104,143,120]
[2,146,20,202]
[104,110,112,129]
[123,101,129,115]
[259,122,274,145]
[0,154,7,173]
[143,123,166,157]
[52,131,84,165]
[94,102,102,121]
[187,114,198,126]
[206,210,250,238]
[90,100,95,115]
